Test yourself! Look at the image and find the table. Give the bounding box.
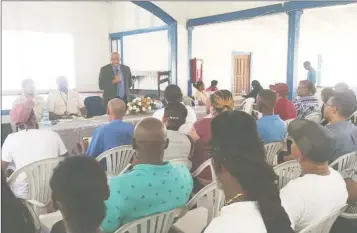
[40,106,207,155]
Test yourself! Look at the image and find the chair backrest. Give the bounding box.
[273,160,302,189]
[84,96,105,117]
[96,145,136,175]
[8,157,64,205]
[170,159,192,171]
[299,205,347,233]
[329,152,357,172]
[264,142,283,166]
[340,202,357,219]
[305,112,322,123]
[115,208,182,233]
[183,96,194,106]
[186,182,225,225]
[164,131,193,160]
[191,158,217,182]
[241,97,255,115]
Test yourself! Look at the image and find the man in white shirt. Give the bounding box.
[2,101,68,198]
[280,119,348,232]
[153,84,197,124]
[12,79,45,121]
[47,76,87,120]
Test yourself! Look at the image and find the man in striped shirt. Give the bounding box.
[293,80,321,119]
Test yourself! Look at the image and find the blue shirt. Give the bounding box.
[326,121,357,162]
[307,70,317,85]
[87,119,134,158]
[257,115,286,144]
[101,162,193,233]
[113,65,125,98]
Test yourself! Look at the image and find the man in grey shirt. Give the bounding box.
[324,90,357,162]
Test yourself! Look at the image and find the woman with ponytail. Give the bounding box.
[163,102,192,134]
[189,90,235,191]
[50,156,109,233]
[205,111,294,233]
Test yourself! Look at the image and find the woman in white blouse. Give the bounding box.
[194,81,209,106]
[205,110,294,233]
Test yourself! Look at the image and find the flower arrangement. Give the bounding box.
[126,97,156,114]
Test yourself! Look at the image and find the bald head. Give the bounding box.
[108,98,126,119]
[133,117,169,162]
[111,52,120,66]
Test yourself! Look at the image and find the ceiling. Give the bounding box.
[154,1,283,24]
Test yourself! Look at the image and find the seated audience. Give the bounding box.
[280,119,348,232]
[256,89,286,144]
[87,98,134,158]
[273,83,297,120]
[324,90,357,161]
[50,156,109,233]
[243,80,263,100]
[101,117,193,233]
[12,78,45,121]
[194,81,209,106]
[320,87,334,126]
[205,111,294,233]
[2,170,37,233]
[206,80,219,93]
[2,101,67,198]
[189,90,234,189]
[153,84,197,124]
[47,76,87,120]
[163,102,192,134]
[293,80,321,119]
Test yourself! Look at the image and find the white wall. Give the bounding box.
[2,1,110,92]
[299,5,357,87]
[192,14,288,91]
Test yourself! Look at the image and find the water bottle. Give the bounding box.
[42,108,51,127]
[242,89,246,96]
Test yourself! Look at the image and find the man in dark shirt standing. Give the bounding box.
[99,52,132,109]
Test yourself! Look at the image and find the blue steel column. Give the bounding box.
[187,26,193,96]
[286,10,303,100]
[120,36,124,64]
[168,23,178,84]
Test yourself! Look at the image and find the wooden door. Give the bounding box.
[233,54,251,96]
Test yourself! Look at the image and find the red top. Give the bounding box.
[190,117,212,182]
[206,87,218,92]
[274,97,297,120]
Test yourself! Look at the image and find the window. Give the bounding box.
[2,30,75,94]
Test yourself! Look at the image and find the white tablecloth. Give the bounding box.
[39,107,207,155]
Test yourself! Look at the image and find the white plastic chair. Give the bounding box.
[298,205,347,233]
[191,158,217,182]
[39,210,62,233]
[341,202,357,219]
[115,208,182,233]
[241,97,255,115]
[96,145,136,175]
[305,112,322,123]
[170,159,192,171]
[329,151,357,172]
[164,130,193,161]
[264,142,283,166]
[273,160,302,189]
[8,157,65,215]
[173,182,224,233]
